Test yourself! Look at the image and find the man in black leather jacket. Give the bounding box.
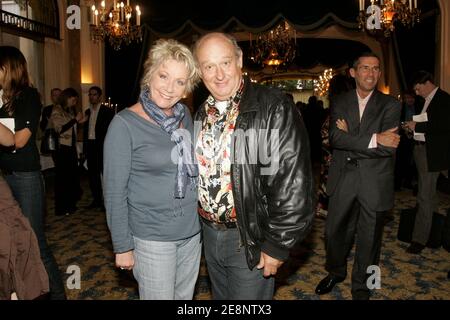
[193,32,314,300]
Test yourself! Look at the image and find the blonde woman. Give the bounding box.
[104,39,201,300]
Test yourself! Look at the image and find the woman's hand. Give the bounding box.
[0,122,14,146]
[75,112,88,124]
[336,119,349,133]
[115,251,135,270]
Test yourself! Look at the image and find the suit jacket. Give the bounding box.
[414,88,450,172]
[326,90,401,211]
[39,104,54,132]
[83,105,114,155]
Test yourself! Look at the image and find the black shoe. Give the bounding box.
[315,275,344,295]
[352,290,370,300]
[406,242,425,254]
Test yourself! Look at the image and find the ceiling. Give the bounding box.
[105,0,440,107]
[137,0,438,36]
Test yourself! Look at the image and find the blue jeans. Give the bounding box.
[132,232,202,300]
[202,223,275,300]
[5,171,66,300]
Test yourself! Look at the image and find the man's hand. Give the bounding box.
[404,120,416,131]
[336,119,349,132]
[256,252,284,277]
[376,127,400,148]
[115,251,134,270]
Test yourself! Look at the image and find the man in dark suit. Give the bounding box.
[39,88,61,132]
[395,90,421,191]
[83,86,114,209]
[315,52,401,300]
[404,71,450,254]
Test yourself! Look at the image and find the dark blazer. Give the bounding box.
[326,90,401,211]
[83,105,114,152]
[39,104,54,132]
[414,88,450,172]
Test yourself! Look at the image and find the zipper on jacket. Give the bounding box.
[231,117,247,249]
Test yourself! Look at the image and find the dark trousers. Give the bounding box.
[55,145,80,214]
[202,222,274,300]
[395,137,416,189]
[413,145,440,245]
[325,167,386,295]
[4,171,66,299]
[86,140,103,205]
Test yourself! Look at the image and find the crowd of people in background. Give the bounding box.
[0,35,449,301]
[0,45,115,300]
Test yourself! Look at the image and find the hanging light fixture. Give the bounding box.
[90,0,142,50]
[250,20,297,68]
[357,0,420,37]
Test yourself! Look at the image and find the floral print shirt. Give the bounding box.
[196,80,244,223]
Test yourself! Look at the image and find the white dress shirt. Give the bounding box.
[88,104,100,140]
[356,90,377,149]
[414,86,438,142]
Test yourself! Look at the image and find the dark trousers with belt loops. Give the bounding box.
[325,162,386,296]
[202,220,274,300]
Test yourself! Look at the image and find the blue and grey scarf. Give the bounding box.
[139,87,198,199]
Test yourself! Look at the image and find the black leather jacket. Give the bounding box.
[195,77,314,269]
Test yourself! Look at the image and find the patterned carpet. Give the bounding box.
[42,170,450,300]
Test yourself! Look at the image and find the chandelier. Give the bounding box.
[90,0,142,50]
[358,0,420,37]
[314,68,334,97]
[250,20,297,68]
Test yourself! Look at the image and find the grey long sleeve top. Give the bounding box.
[103,108,200,253]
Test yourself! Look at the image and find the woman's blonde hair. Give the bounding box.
[140,39,200,94]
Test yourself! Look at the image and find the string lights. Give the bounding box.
[314,68,334,96]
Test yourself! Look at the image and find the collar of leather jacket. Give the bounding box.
[237,76,259,114]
